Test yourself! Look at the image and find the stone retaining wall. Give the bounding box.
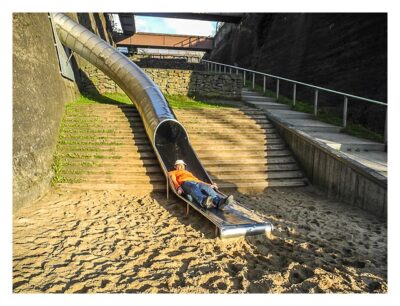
[80,63,243,99]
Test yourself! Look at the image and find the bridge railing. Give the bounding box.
[201,59,387,143]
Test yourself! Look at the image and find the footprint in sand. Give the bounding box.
[289,266,315,284]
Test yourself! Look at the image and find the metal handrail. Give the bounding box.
[201,59,387,106]
[202,59,387,143]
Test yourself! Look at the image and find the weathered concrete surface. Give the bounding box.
[13,13,116,211]
[13,13,78,211]
[263,110,387,217]
[13,188,387,293]
[309,132,386,152]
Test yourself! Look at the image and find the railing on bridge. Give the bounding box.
[201,59,388,144]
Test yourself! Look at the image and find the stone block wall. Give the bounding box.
[79,63,243,99]
[130,55,203,70]
[78,60,124,94]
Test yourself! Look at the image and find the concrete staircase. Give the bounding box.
[242,88,342,133]
[241,88,387,176]
[56,103,307,192]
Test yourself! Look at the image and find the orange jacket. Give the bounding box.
[168,169,208,189]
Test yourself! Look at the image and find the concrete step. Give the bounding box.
[61,171,303,182]
[58,137,285,146]
[59,133,280,142]
[205,164,300,173]
[59,149,290,160]
[61,173,165,182]
[197,150,291,159]
[180,124,274,130]
[215,179,307,190]
[60,158,159,166]
[62,122,145,128]
[266,109,313,119]
[210,171,304,181]
[56,178,307,192]
[56,182,166,191]
[283,118,342,133]
[61,156,296,167]
[190,138,285,145]
[57,146,154,154]
[241,89,266,96]
[186,129,277,135]
[245,101,291,110]
[59,143,287,153]
[201,156,296,165]
[242,95,277,103]
[308,132,386,152]
[176,114,266,119]
[58,151,156,159]
[60,136,282,146]
[61,166,162,173]
[61,163,299,174]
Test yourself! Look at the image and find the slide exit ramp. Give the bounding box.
[52,13,273,238]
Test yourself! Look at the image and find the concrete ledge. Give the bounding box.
[265,111,387,219]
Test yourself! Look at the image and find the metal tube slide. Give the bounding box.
[52,13,273,238]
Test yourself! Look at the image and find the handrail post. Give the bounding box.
[229,67,232,74]
[263,76,266,93]
[252,73,255,89]
[224,65,226,73]
[384,108,387,145]
[276,79,280,100]
[314,89,319,116]
[166,175,169,200]
[293,83,297,106]
[236,68,238,75]
[219,64,221,73]
[343,96,348,128]
[243,70,246,86]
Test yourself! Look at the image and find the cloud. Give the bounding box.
[163,18,216,36]
[135,16,216,36]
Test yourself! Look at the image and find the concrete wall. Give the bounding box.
[13,13,78,211]
[209,13,387,133]
[268,114,387,218]
[13,13,114,211]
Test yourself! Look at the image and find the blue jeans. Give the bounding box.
[180,181,222,208]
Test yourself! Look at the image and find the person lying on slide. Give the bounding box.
[168,159,234,210]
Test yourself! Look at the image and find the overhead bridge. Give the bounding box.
[134,13,243,23]
[116,32,213,51]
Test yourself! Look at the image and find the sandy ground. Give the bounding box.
[13,186,387,293]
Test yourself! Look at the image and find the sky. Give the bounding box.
[134,16,218,37]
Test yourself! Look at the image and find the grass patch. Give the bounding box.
[244,81,384,142]
[51,151,64,185]
[67,92,132,106]
[165,94,236,109]
[68,91,238,110]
